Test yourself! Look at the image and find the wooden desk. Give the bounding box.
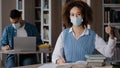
[14,63,55,68]
[14,64,42,68]
[0,50,52,66]
[14,63,114,68]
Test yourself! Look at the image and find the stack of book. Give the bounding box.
[85,54,106,67]
[104,8,120,23]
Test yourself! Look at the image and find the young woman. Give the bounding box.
[52,1,116,64]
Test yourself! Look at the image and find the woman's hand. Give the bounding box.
[56,57,66,64]
[105,23,114,39]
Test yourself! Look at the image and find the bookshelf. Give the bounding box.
[41,0,51,44]
[16,0,62,63]
[41,0,62,46]
[103,0,120,41]
[102,0,120,61]
[16,0,62,47]
[40,0,62,62]
[35,0,41,33]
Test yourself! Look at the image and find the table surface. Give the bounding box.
[0,50,52,54]
[14,63,114,68]
[14,64,42,68]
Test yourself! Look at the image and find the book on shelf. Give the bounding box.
[43,27,49,40]
[104,8,110,23]
[43,13,49,24]
[104,8,120,23]
[44,0,49,9]
[104,10,109,23]
[110,9,120,23]
[18,0,22,10]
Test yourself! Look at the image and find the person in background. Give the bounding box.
[0,9,42,68]
[52,1,116,64]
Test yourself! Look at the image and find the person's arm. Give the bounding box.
[0,27,11,51]
[30,23,42,46]
[95,34,116,57]
[95,23,116,57]
[52,32,65,64]
[34,26,43,45]
[31,25,43,50]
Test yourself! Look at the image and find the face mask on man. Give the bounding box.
[12,22,21,29]
[70,16,83,26]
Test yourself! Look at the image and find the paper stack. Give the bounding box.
[57,63,87,68]
[38,61,88,68]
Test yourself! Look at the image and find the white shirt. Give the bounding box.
[52,28,116,63]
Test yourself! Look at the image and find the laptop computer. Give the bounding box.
[14,37,36,52]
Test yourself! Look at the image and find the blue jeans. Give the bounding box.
[5,54,37,68]
[5,55,16,68]
[19,54,37,66]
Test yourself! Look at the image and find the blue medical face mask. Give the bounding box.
[12,22,21,29]
[70,16,83,26]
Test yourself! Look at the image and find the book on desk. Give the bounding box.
[85,54,106,67]
[92,66,113,68]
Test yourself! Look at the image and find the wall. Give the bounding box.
[51,0,62,47]
[0,0,2,36]
[91,0,102,36]
[24,0,35,24]
[0,0,16,36]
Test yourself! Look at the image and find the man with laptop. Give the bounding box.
[0,9,42,68]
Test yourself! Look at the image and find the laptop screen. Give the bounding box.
[14,37,36,51]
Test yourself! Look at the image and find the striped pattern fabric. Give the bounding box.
[63,28,96,63]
